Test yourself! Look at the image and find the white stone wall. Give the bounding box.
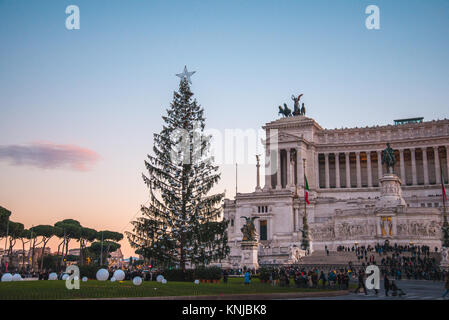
[223,116,449,266]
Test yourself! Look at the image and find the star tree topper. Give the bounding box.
[176,66,196,84]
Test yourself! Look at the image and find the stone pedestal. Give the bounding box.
[440,247,449,270]
[240,241,259,270]
[378,173,406,207]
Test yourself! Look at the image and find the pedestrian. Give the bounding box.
[244,270,251,285]
[320,271,327,289]
[442,275,449,299]
[354,270,368,295]
[223,269,228,284]
[391,280,406,297]
[384,274,390,296]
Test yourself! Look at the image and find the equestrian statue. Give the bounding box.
[278,93,307,118]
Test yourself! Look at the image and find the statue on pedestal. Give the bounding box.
[240,216,259,241]
[240,216,260,270]
[382,143,396,174]
[278,93,307,117]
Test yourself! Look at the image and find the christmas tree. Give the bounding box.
[127,76,229,270]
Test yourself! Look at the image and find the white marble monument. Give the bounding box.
[240,241,259,270]
[222,114,449,267]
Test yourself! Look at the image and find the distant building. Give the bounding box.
[108,248,124,268]
[68,248,81,256]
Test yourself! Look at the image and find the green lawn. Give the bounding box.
[0,278,344,300]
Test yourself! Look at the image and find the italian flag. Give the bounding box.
[442,168,447,202]
[304,175,310,205]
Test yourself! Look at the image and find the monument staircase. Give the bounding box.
[297,250,441,268]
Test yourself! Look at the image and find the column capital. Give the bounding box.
[344,151,350,156]
[355,151,361,156]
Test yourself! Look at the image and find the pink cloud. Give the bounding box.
[0,142,100,171]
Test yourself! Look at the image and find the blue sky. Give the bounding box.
[1,0,448,255]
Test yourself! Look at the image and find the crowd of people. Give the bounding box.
[333,242,444,281]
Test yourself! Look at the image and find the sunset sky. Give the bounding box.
[1,0,448,257]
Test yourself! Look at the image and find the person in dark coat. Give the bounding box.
[354,271,368,295]
[391,280,406,296]
[384,274,391,296]
[223,269,228,284]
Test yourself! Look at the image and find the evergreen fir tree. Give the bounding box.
[127,78,229,270]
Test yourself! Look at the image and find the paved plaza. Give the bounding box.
[292,280,447,300]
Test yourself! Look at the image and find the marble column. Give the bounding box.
[315,152,320,189]
[367,151,372,187]
[292,208,296,232]
[399,149,406,183]
[422,147,429,185]
[356,151,362,188]
[276,149,282,189]
[377,150,383,181]
[296,147,303,188]
[411,148,417,185]
[434,146,441,184]
[268,218,273,240]
[324,153,330,189]
[335,153,341,188]
[345,152,351,188]
[263,149,271,190]
[287,149,292,187]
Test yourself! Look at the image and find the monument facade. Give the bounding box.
[223,110,449,267]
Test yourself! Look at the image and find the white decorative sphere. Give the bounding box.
[82,277,88,282]
[62,274,69,281]
[96,268,109,281]
[1,273,12,282]
[156,275,164,282]
[113,269,125,281]
[12,274,23,281]
[110,277,116,282]
[48,272,58,280]
[133,276,142,286]
[194,279,200,284]
[162,279,167,284]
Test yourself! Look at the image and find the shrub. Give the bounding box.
[162,269,195,282]
[78,265,103,279]
[195,266,222,280]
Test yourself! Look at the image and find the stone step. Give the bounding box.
[298,250,441,266]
